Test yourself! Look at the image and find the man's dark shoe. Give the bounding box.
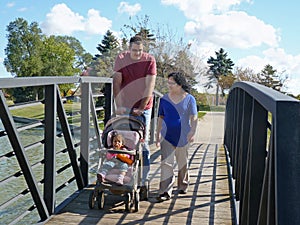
[178,190,187,194]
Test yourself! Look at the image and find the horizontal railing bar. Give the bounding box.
[16,122,44,131]
[56,177,76,192]
[0,188,30,210]
[231,81,298,114]
[56,163,72,175]
[0,76,80,88]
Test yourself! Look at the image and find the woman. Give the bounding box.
[156,72,198,201]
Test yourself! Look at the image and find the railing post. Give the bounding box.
[80,82,91,186]
[104,82,113,124]
[44,84,57,215]
[275,101,300,225]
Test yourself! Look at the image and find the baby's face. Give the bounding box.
[113,138,123,149]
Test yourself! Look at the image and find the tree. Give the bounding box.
[206,48,234,106]
[41,36,79,96]
[257,64,287,92]
[55,35,93,71]
[234,67,260,83]
[95,30,119,56]
[88,30,120,77]
[122,15,156,52]
[4,18,44,77]
[4,18,90,101]
[173,44,197,85]
[218,73,236,95]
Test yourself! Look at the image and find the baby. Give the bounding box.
[97,132,133,185]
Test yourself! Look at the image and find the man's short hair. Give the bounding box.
[129,35,143,46]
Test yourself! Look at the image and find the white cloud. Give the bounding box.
[84,9,112,35]
[285,76,300,95]
[185,11,280,49]
[236,48,300,95]
[161,0,244,19]
[117,2,141,16]
[41,4,85,35]
[41,3,112,36]
[6,2,15,8]
[162,0,299,95]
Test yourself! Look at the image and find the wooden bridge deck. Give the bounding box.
[46,112,236,225]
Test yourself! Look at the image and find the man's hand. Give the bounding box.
[115,107,127,115]
[131,108,143,116]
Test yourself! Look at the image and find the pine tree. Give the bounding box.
[89,30,120,77]
[257,64,283,91]
[206,48,234,106]
[95,30,119,57]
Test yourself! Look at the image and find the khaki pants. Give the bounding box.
[159,139,189,197]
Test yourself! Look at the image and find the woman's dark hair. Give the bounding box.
[168,72,191,93]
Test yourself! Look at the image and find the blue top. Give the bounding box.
[158,93,197,147]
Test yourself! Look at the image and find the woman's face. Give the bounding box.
[167,77,179,90]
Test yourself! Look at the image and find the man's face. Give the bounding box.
[129,43,143,60]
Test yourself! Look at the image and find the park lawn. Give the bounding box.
[10,102,81,121]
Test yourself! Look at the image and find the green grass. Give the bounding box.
[10,102,82,121]
[198,111,206,119]
[199,105,226,112]
[10,104,45,120]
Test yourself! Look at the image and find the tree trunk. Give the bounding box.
[215,84,219,106]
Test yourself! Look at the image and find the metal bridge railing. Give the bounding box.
[224,81,300,225]
[0,76,161,224]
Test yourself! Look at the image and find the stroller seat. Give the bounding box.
[98,129,141,185]
[89,115,145,212]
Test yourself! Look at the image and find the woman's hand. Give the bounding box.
[156,135,161,148]
[187,131,195,143]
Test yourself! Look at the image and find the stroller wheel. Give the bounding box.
[88,190,96,209]
[125,193,131,212]
[134,191,139,212]
[97,191,105,209]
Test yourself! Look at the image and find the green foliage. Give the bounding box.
[122,15,156,52]
[41,36,78,76]
[257,64,286,92]
[95,30,119,56]
[207,48,234,79]
[4,18,44,77]
[88,30,120,77]
[4,18,92,102]
[206,48,234,106]
[55,35,93,71]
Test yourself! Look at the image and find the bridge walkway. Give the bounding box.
[46,112,236,225]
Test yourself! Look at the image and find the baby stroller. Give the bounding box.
[88,115,145,212]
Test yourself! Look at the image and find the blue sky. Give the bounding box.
[1,0,299,95]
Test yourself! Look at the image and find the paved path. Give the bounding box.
[46,112,236,225]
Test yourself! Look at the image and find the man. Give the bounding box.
[113,35,157,200]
